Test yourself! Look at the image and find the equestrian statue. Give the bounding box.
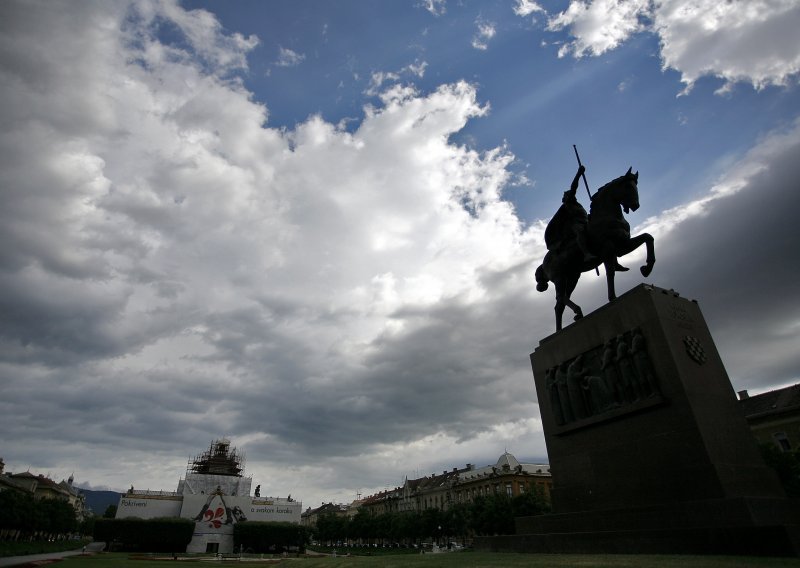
[535,150,655,331]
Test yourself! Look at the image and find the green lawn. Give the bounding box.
[55,551,800,568]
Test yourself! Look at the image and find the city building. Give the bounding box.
[301,502,350,529]
[359,487,404,516]
[399,467,467,512]
[5,469,89,522]
[739,384,800,452]
[360,452,552,515]
[454,452,551,504]
[115,438,301,554]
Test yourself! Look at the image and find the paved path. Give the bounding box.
[0,543,105,567]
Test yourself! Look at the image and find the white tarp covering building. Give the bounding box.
[116,438,301,553]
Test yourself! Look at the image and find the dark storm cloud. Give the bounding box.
[645,125,800,389]
[216,270,546,460]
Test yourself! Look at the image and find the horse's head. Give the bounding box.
[618,167,639,214]
[591,167,640,215]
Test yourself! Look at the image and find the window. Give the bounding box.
[505,483,512,497]
[519,483,525,494]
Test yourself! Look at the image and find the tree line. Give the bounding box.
[314,489,549,546]
[0,491,78,541]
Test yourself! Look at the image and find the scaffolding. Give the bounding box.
[186,438,246,477]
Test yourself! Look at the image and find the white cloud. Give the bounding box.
[513,0,545,18]
[365,60,428,96]
[275,46,306,67]
[137,0,259,72]
[546,0,650,58]
[421,0,446,17]
[0,0,547,504]
[366,71,401,96]
[472,20,497,51]
[405,60,428,78]
[541,0,800,92]
[654,0,800,93]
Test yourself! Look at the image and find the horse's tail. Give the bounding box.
[535,264,549,292]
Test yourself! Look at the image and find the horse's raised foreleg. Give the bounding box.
[639,232,655,277]
[619,233,656,277]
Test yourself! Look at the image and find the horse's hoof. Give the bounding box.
[641,264,653,277]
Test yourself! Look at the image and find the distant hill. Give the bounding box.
[78,488,122,516]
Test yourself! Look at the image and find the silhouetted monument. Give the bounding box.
[476,285,800,555]
[535,165,655,330]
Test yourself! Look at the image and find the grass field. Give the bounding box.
[50,551,800,568]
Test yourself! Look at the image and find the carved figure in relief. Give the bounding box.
[631,329,657,397]
[546,367,565,425]
[583,373,615,415]
[555,362,575,423]
[547,328,662,427]
[615,335,640,403]
[566,355,590,420]
[601,339,624,405]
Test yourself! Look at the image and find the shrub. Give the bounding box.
[234,521,307,553]
[93,517,193,552]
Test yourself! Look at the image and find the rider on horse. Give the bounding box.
[544,165,592,261]
[544,165,627,272]
[535,161,654,330]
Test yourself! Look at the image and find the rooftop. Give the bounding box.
[740,384,800,418]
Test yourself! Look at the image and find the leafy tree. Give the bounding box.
[0,491,77,539]
[442,503,470,542]
[80,515,96,536]
[760,443,800,497]
[0,491,34,535]
[420,508,443,542]
[512,485,551,517]
[469,494,514,536]
[234,521,308,552]
[103,504,117,518]
[39,498,77,536]
[391,512,418,544]
[349,509,373,543]
[314,512,349,545]
[338,487,550,544]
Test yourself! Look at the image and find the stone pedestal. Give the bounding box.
[476,284,799,555]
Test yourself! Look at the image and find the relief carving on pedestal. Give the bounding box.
[545,328,661,428]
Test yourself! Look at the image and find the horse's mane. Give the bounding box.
[590,170,637,203]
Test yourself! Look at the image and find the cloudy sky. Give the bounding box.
[1,0,799,510]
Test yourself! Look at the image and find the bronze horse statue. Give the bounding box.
[535,167,655,331]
